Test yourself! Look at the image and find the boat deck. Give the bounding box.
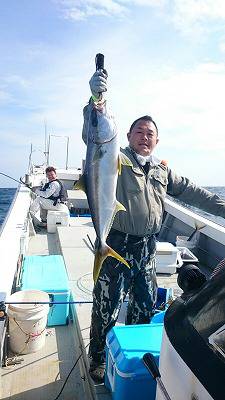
[1,217,182,400]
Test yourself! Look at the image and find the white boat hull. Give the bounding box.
[156,330,213,400]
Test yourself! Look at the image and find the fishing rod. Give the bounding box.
[0,172,32,190]
[0,299,130,318]
[3,300,94,305]
[0,300,94,319]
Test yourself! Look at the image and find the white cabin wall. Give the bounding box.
[156,330,213,400]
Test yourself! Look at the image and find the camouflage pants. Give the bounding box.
[89,229,157,364]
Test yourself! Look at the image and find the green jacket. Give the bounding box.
[112,147,225,236]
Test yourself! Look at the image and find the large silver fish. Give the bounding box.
[75,99,132,283]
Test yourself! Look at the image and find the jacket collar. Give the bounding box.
[124,147,145,175]
[128,147,161,166]
[124,146,161,174]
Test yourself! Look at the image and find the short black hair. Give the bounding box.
[45,166,56,174]
[129,115,158,135]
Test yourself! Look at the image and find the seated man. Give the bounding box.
[30,166,68,224]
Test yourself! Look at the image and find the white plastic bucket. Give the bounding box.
[7,290,49,354]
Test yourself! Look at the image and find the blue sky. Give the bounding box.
[0,0,225,187]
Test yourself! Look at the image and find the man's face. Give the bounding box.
[127,120,159,156]
[46,170,57,182]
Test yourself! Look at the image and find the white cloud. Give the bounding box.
[3,75,31,88]
[1,61,224,185]
[219,40,225,53]
[108,61,225,156]
[0,75,32,106]
[107,60,225,184]
[0,90,11,104]
[171,0,225,36]
[54,0,225,39]
[54,0,128,20]
[174,0,225,21]
[1,14,225,184]
[119,0,166,6]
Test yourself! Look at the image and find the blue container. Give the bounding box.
[151,310,165,324]
[155,286,173,311]
[105,323,163,400]
[20,255,70,326]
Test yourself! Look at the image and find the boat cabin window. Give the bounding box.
[208,324,225,359]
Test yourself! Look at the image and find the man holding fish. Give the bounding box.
[79,57,225,384]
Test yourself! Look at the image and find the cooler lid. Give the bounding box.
[21,255,69,292]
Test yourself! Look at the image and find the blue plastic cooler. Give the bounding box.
[20,255,70,326]
[105,323,163,400]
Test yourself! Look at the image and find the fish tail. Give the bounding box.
[93,245,130,284]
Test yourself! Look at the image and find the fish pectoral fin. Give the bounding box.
[73,175,86,193]
[107,201,126,232]
[118,156,122,175]
[118,153,133,175]
[106,201,126,236]
[93,245,130,284]
[116,200,126,213]
[93,145,106,163]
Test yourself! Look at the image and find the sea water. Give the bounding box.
[0,188,16,227]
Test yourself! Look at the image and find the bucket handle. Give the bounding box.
[10,318,46,356]
[13,318,46,339]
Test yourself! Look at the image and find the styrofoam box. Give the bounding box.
[47,210,69,233]
[156,242,178,274]
[156,242,178,264]
[156,264,177,274]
